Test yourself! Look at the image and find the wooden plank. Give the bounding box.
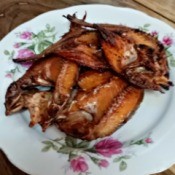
[134,0,175,23]
[0,150,27,175]
[0,0,175,40]
[154,168,175,175]
[0,151,13,175]
[170,166,175,174]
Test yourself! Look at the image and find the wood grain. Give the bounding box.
[0,151,27,175]
[0,0,175,40]
[134,0,175,23]
[0,0,175,175]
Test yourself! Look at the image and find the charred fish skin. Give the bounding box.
[84,86,144,140]
[5,82,23,115]
[57,84,143,141]
[57,76,128,140]
[4,13,172,141]
[77,77,127,121]
[5,56,63,115]
[64,14,172,91]
[53,60,79,106]
[78,70,112,91]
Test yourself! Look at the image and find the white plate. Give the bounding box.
[0,4,175,175]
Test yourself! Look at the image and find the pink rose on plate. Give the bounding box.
[145,138,153,144]
[17,49,35,58]
[151,31,158,37]
[162,36,173,46]
[17,49,35,68]
[5,73,13,79]
[70,156,88,173]
[13,43,21,48]
[95,138,123,157]
[20,31,33,40]
[98,159,109,168]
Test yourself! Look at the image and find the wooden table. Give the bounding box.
[0,0,175,174]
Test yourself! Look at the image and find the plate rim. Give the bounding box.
[0,4,175,175]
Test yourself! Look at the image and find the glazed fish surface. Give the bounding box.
[5,13,172,140]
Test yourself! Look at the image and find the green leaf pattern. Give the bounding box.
[4,24,56,79]
[138,23,151,32]
[4,50,15,60]
[119,160,127,171]
[41,135,152,174]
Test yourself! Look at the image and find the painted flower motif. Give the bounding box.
[70,156,88,173]
[98,159,109,168]
[151,31,158,37]
[13,43,21,48]
[162,35,173,46]
[17,49,35,58]
[42,135,153,173]
[5,73,13,79]
[20,31,33,40]
[145,138,153,144]
[17,49,35,68]
[95,138,123,157]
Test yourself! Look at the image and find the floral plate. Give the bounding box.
[0,4,175,175]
